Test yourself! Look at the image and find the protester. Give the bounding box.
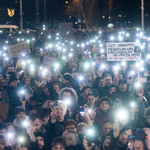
[0,27,150,150]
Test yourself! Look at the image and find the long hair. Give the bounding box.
[59,87,78,104]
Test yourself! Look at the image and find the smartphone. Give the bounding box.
[79,106,84,117]
[19,70,24,75]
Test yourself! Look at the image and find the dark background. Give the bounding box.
[0,0,150,29]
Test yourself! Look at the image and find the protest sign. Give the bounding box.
[8,42,30,58]
[43,55,56,65]
[107,42,141,61]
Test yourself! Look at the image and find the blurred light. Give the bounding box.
[126,33,129,37]
[48,36,51,38]
[135,82,141,88]
[110,36,114,40]
[121,61,126,66]
[136,39,140,43]
[18,136,24,143]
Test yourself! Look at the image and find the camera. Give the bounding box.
[128,128,148,140]
[48,101,58,106]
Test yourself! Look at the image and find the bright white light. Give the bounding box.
[32,38,35,41]
[27,40,30,43]
[77,44,79,47]
[137,28,140,31]
[99,31,102,34]
[88,129,94,135]
[22,39,24,41]
[17,38,20,42]
[62,56,66,60]
[88,109,92,113]
[140,67,144,71]
[5,57,9,60]
[55,63,59,68]
[121,61,126,66]
[63,49,66,52]
[79,76,83,81]
[22,121,29,127]
[115,109,128,121]
[110,36,114,40]
[20,90,25,94]
[19,31,21,34]
[135,82,141,88]
[122,31,125,34]
[119,32,121,35]
[101,64,105,69]
[136,39,140,43]
[95,36,98,39]
[6,41,8,43]
[27,60,30,63]
[136,62,140,67]
[70,41,74,45]
[56,33,59,36]
[7,133,13,139]
[3,53,6,56]
[118,36,123,41]
[69,53,73,57]
[92,62,95,66]
[139,32,143,37]
[140,60,144,64]
[81,43,85,47]
[31,65,34,68]
[147,54,150,59]
[48,36,51,38]
[85,63,90,68]
[126,33,129,37]
[48,44,53,48]
[86,42,89,45]
[3,47,7,50]
[65,99,71,105]
[27,31,29,33]
[100,44,103,47]
[101,49,104,53]
[131,102,135,107]
[131,71,135,75]
[141,45,144,49]
[114,66,118,71]
[18,136,24,143]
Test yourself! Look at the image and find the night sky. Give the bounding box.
[0,0,150,29]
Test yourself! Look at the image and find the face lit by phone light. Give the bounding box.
[54,101,67,118]
[16,112,26,121]
[36,136,44,150]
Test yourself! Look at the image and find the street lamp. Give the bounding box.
[44,0,46,23]
[141,0,144,30]
[20,0,23,31]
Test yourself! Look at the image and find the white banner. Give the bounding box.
[8,42,30,58]
[107,42,141,61]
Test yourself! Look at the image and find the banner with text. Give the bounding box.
[8,42,30,58]
[107,42,141,61]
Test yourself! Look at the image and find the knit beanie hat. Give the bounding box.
[9,72,17,84]
[81,86,90,93]
[15,106,25,116]
[63,73,73,82]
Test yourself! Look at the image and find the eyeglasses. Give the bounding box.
[65,127,76,131]
[105,79,112,81]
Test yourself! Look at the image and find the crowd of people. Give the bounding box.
[0,27,150,150]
